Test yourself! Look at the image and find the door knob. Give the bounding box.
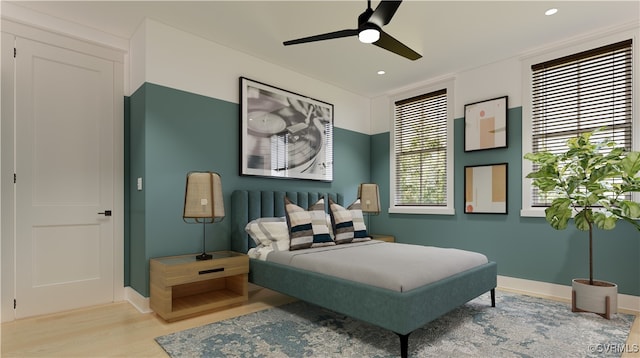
[98,210,112,216]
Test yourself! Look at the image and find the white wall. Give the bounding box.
[131,19,371,135]
[0,2,129,52]
[371,22,639,135]
[1,4,372,134]
[370,57,521,135]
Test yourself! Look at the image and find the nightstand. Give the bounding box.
[370,234,395,243]
[150,251,248,321]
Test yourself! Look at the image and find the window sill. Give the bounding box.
[521,206,623,218]
[389,206,455,215]
[520,208,546,218]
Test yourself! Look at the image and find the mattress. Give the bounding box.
[261,240,489,292]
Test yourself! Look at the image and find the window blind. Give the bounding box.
[530,39,633,205]
[394,89,447,206]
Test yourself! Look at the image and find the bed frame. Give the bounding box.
[231,190,497,357]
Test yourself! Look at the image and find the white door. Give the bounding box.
[14,37,116,318]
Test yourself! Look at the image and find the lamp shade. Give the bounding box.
[183,171,225,222]
[358,183,381,214]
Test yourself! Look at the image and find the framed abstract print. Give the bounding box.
[464,96,508,152]
[464,163,508,214]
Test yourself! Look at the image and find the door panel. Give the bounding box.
[32,55,101,206]
[15,37,115,318]
[32,225,101,286]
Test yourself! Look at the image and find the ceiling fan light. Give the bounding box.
[359,28,380,43]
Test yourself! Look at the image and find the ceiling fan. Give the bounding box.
[283,0,422,61]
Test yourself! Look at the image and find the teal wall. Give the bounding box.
[127,83,371,296]
[127,84,639,297]
[124,96,131,287]
[129,85,147,293]
[370,107,640,296]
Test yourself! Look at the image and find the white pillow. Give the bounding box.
[245,217,290,252]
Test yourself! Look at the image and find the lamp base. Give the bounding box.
[195,252,213,261]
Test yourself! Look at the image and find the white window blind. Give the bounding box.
[530,39,633,205]
[394,89,447,206]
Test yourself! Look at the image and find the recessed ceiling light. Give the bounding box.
[545,8,558,16]
[377,70,385,75]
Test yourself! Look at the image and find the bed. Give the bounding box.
[231,190,497,357]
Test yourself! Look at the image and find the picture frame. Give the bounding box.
[464,96,508,152]
[464,163,508,214]
[240,77,334,182]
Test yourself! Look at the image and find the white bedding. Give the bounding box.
[250,240,489,292]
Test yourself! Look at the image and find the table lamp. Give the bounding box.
[358,183,381,215]
[183,171,225,260]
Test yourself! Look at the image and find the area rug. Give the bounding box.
[155,291,635,357]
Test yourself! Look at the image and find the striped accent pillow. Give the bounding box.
[285,197,334,250]
[308,198,334,246]
[347,199,371,242]
[329,199,355,244]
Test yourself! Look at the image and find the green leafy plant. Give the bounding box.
[524,129,640,285]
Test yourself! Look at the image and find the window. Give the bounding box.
[390,79,454,215]
[522,36,636,216]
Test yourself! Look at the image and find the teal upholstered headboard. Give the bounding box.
[230,190,343,254]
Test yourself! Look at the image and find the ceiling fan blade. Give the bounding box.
[283,29,358,46]
[369,0,402,27]
[373,30,422,60]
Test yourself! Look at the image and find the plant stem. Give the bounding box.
[589,221,593,285]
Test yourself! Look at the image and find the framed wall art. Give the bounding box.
[240,77,334,182]
[464,96,508,152]
[464,163,508,214]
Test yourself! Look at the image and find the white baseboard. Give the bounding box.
[124,286,152,314]
[498,275,640,314]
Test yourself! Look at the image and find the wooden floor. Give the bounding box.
[2,286,639,357]
[1,285,296,357]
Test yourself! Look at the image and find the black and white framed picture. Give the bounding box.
[240,77,333,181]
[464,96,508,152]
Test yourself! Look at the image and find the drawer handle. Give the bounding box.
[199,268,224,275]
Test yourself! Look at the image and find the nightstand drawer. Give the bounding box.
[157,256,248,286]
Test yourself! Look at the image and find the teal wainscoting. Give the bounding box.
[370,107,640,296]
[126,83,371,297]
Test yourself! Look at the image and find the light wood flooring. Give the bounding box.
[2,286,639,357]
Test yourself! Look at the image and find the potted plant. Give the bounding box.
[524,129,640,319]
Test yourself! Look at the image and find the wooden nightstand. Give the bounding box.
[370,234,395,243]
[150,251,248,321]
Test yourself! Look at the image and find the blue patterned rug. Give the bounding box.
[155,291,635,357]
